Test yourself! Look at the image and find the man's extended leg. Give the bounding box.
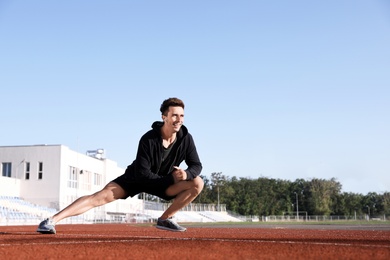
[37,182,126,234]
[156,176,204,231]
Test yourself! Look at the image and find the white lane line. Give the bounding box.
[0,236,389,249]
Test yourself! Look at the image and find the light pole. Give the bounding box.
[294,192,299,220]
[211,172,222,212]
[294,190,304,220]
[217,183,220,211]
[366,205,370,220]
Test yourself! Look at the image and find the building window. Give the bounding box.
[93,173,102,186]
[38,162,43,180]
[68,166,78,188]
[80,170,91,191]
[25,162,30,180]
[2,162,12,177]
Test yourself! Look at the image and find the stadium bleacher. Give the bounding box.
[0,196,56,225]
[0,196,243,225]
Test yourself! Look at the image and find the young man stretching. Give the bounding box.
[37,97,203,233]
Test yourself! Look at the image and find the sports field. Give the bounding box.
[1,223,389,259]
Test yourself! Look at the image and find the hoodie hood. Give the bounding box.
[151,121,188,139]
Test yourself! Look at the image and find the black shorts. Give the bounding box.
[111,172,176,201]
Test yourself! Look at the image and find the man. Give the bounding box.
[37,97,203,233]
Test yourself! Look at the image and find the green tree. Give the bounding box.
[210,172,232,210]
[307,178,341,215]
[196,173,388,219]
[290,179,307,215]
[383,192,390,215]
[362,192,383,217]
[335,192,364,217]
[192,175,213,204]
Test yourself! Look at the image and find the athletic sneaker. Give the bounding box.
[37,218,56,234]
[156,217,187,232]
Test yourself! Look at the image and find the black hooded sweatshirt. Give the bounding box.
[124,121,202,186]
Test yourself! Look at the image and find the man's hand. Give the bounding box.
[172,166,187,183]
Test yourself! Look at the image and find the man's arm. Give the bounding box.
[183,134,202,180]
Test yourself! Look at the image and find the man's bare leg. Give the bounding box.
[160,176,204,220]
[52,182,127,224]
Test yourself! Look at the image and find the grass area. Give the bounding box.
[186,220,390,227]
[259,220,389,225]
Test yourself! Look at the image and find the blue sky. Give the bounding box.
[1,0,389,194]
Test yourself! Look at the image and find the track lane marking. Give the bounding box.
[1,236,389,249]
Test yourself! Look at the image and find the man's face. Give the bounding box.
[163,106,184,133]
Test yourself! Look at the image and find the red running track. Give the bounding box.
[0,223,389,259]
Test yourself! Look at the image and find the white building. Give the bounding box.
[0,145,144,222]
[1,145,241,225]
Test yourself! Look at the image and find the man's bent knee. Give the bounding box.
[193,176,204,194]
[165,176,204,197]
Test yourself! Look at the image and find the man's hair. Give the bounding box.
[160,97,185,115]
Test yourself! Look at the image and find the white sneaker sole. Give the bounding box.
[156,225,186,232]
[37,228,56,234]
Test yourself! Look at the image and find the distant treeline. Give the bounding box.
[190,172,390,217]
